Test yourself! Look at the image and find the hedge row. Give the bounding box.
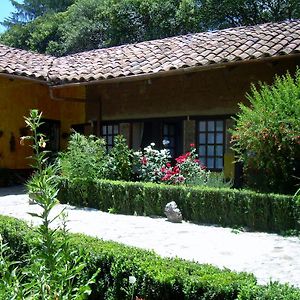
[59,178,300,233]
[1,215,300,300]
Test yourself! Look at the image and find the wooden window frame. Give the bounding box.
[195,117,226,171]
[101,122,120,151]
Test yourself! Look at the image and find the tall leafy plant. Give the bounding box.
[231,69,300,194]
[1,110,97,299]
[106,135,133,181]
[59,132,107,181]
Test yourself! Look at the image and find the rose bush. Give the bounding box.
[161,144,208,185]
[134,143,170,183]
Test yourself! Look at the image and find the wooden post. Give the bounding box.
[86,85,102,137]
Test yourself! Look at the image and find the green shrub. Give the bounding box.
[59,179,300,233]
[238,282,300,300]
[189,171,233,188]
[106,135,133,181]
[1,215,300,300]
[59,132,107,180]
[231,69,300,194]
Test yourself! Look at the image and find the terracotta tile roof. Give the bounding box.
[0,44,54,81]
[1,20,300,85]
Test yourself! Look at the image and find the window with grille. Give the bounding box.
[102,123,119,151]
[197,119,225,170]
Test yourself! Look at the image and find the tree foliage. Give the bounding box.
[1,0,299,56]
[201,0,300,29]
[3,0,74,25]
[231,69,300,194]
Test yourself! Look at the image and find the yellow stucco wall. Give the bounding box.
[0,76,85,169]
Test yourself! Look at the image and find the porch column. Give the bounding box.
[224,119,235,179]
[183,119,195,152]
[85,86,102,137]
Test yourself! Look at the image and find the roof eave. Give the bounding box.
[50,53,300,89]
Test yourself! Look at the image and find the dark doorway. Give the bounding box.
[141,119,183,157]
[40,119,60,154]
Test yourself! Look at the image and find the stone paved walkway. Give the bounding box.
[0,186,300,287]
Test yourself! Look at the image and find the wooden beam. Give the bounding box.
[49,88,86,102]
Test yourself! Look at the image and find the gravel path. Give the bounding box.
[0,186,300,287]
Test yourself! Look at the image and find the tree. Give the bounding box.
[58,0,203,55]
[231,69,300,194]
[2,0,74,26]
[201,0,300,29]
[1,0,299,56]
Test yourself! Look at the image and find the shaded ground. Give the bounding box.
[0,185,299,287]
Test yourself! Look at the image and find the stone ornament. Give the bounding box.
[164,201,182,223]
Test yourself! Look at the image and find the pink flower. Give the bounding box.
[175,155,186,164]
[141,157,148,165]
[162,173,172,181]
[200,163,207,170]
[177,176,185,183]
[173,166,180,174]
[190,143,195,148]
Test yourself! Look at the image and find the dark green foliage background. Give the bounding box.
[1,0,300,56]
[1,215,300,299]
[59,178,300,233]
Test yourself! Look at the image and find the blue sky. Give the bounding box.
[0,0,20,33]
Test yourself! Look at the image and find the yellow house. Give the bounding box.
[0,20,299,182]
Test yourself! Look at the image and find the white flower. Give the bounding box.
[162,139,170,146]
[129,275,136,284]
[150,142,155,147]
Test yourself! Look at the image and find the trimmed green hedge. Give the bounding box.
[1,215,300,300]
[59,179,300,233]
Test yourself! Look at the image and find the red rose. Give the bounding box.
[141,157,148,165]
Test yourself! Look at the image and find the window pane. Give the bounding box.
[208,133,215,144]
[199,146,206,156]
[102,126,107,135]
[216,132,223,144]
[216,120,223,131]
[169,137,175,147]
[169,125,175,135]
[207,145,214,156]
[114,125,119,134]
[107,126,113,135]
[216,158,223,169]
[197,119,225,170]
[199,133,206,144]
[207,121,215,131]
[108,136,113,145]
[199,121,206,132]
[216,145,223,156]
[163,125,168,135]
[199,156,206,166]
[207,158,214,169]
